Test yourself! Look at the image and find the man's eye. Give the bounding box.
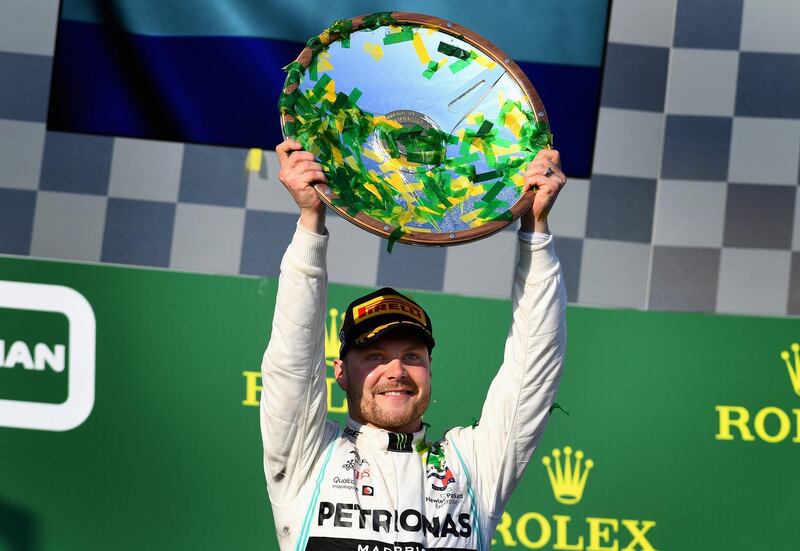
[404,353,422,361]
[365,353,383,361]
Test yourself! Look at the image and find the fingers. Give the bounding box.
[276,138,325,184]
[290,154,318,169]
[298,171,327,184]
[523,149,566,192]
[281,160,325,178]
[278,147,327,196]
[522,165,564,194]
[275,139,302,163]
[279,162,327,186]
[522,149,567,223]
[274,139,327,215]
[536,148,561,164]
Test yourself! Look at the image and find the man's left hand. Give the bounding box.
[520,149,567,233]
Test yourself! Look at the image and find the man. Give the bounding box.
[261,138,567,550]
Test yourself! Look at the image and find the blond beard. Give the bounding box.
[346,387,429,432]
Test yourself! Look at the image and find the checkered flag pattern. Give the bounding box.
[1,0,798,314]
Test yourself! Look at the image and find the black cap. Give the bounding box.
[339,287,435,359]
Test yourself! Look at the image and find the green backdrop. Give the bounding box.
[1,255,798,550]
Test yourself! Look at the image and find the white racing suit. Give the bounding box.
[261,224,566,551]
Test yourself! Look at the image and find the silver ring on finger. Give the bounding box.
[544,166,554,177]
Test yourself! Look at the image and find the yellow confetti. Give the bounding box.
[396,209,413,226]
[385,176,422,208]
[324,79,336,102]
[475,55,497,69]
[412,33,431,65]
[363,183,383,200]
[372,115,403,129]
[451,175,471,190]
[417,206,443,215]
[466,112,485,125]
[363,148,383,163]
[492,142,522,156]
[380,157,422,173]
[331,146,343,165]
[460,210,481,223]
[512,173,525,187]
[317,51,334,72]
[245,148,262,172]
[379,160,400,173]
[505,108,526,137]
[345,156,359,170]
[387,173,412,194]
[403,226,432,233]
[363,42,384,61]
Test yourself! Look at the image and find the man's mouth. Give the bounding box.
[377,389,414,396]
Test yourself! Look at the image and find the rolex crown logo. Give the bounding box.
[325,308,345,367]
[542,446,593,505]
[780,342,800,397]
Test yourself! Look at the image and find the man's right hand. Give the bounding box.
[276,139,328,234]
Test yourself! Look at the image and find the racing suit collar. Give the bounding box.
[344,417,427,453]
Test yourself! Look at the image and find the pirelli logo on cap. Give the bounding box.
[353,296,426,326]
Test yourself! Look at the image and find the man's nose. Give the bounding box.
[383,357,406,378]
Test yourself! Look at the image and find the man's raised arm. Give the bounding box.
[453,149,568,517]
[260,140,331,504]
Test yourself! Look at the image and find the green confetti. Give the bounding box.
[387,226,406,252]
[308,55,319,81]
[422,60,441,79]
[474,169,500,183]
[309,73,332,101]
[450,152,480,166]
[449,51,478,73]
[361,12,402,30]
[437,41,471,60]
[481,180,506,204]
[348,87,363,105]
[383,26,415,44]
[475,120,494,138]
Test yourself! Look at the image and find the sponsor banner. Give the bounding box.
[0,281,95,431]
[0,255,798,549]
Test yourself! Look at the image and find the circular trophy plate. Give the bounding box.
[280,12,552,247]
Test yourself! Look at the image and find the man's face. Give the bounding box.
[334,329,432,434]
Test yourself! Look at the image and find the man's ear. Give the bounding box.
[333,359,348,391]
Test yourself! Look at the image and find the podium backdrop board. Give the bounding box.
[48,0,610,178]
[0,255,798,549]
